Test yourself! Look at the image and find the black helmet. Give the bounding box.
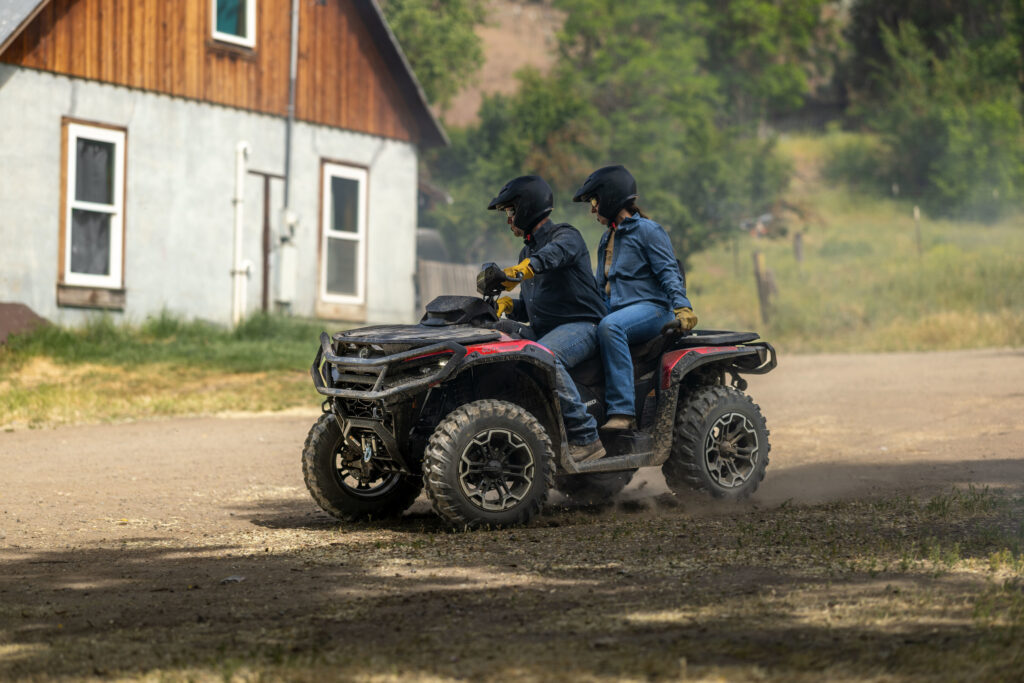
[487,175,553,233]
[572,165,638,221]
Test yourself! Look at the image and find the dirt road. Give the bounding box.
[2,349,1023,680]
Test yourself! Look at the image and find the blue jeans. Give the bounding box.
[536,322,600,445]
[597,302,674,418]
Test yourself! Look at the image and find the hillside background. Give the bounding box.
[388,0,1024,352]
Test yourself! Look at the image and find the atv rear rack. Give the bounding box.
[311,332,468,401]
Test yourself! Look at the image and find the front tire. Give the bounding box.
[302,414,422,521]
[423,399,553,529]
[663,385,770,501]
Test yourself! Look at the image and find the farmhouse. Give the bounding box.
[0,0,446,326]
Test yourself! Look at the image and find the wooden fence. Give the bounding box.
[416,259,480,309]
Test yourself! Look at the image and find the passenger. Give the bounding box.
[573,165,698,431]
[487,175,608,463]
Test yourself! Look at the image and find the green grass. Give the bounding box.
[688,133,1024,352]
[0,312,336,428]
[3,310,328,372]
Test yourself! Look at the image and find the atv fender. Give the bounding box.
[453,339,571,463]
[652,345,775,465]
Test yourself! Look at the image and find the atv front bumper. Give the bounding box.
[311,332,469,402]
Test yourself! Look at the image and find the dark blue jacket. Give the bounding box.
[509,220,606,338]
[596,213,691,312]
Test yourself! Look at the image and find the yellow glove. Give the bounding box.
[502,258,535,291]
[496,296,514,318]
[674,307,698,331]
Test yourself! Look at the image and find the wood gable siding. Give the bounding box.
[1,0,423,143]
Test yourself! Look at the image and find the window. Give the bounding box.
[320,163,368,306]
[212,0,256,48]
[61,122,126,291]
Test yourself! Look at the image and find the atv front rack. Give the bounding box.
[311,332,468,401]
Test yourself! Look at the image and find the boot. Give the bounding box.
[569,440,606,463]
[602,415,635,431]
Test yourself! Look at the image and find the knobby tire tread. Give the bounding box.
[302,413,422,522]
[663,384,770,500]
[423,399,554,529]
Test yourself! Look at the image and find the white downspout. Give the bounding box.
[232,141,250,327]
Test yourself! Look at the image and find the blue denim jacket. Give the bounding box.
[595,214,691,312]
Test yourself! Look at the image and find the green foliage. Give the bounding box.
[838,2,1024,219]
[703,0,839,121]
[426,0,838,263]
[380,0,486,110]
[867,22,1024,220]
[843,0,1021,99]
[424,67,601,262]
[821,129,891,193]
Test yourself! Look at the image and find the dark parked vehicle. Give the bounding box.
[303,264,777,528]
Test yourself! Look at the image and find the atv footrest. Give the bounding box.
[574,450,660,474]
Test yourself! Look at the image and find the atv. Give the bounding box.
[303,264,777,528]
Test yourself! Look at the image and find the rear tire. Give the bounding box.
[555,470,635,506]
[302,414,422,521]
[663,385,769,501]
[423,399,553,529]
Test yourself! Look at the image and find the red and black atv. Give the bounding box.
[303,264,777,528]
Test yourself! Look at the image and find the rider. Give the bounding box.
[573,165,698,431]
[487,175,608,463]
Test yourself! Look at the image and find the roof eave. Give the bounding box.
[0,0,51,56]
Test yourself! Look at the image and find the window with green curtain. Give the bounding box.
[216,0,248,38]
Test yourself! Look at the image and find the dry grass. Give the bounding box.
[0,357,315,429]
[688,133,1024,353]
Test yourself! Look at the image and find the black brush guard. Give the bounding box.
[311,332,468,402]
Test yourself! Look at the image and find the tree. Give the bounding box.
[867,22,1024,219]
[702,0,839,123]
[843,0,1021,102]
[424,0,840,262]
[380,0,486,110]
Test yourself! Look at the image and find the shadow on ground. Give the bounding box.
[2,459,1023,680]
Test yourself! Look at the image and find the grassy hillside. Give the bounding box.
[687,134,1024,353]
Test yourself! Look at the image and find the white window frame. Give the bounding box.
[63,123,126,289]
[319,162,369,306]
[211,0,257,49]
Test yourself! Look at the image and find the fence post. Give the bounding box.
[732,234,739,276]
[752,250,772,325]
[793,231,804,270]
[913,205,922,258]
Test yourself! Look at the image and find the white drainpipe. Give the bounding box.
[232,141,251,327]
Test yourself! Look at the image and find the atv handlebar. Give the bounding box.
[477,262,523,299]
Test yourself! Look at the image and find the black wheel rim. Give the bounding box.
[458,428,535,512]
[704,412,759,488]
[333,442,402,500]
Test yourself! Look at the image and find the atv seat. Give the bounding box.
[629,332,670,366]
[567,332,669,387]
[675,330,761,346]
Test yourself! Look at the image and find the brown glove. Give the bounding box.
[502,258,535,291]
[674,307,698,331]
[496,296,514,318]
